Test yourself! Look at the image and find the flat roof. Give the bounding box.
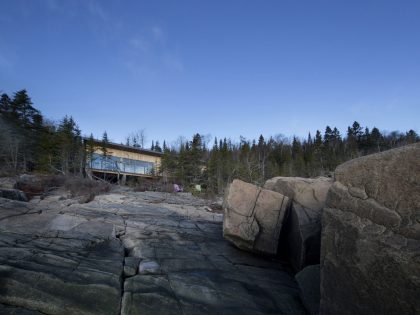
[84,138,163,157]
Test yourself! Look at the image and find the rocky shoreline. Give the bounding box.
[0,143,419,314]
[0,187,306,314]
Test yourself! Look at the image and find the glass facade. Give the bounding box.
[89,153,154,175]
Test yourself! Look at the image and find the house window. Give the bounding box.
[90,153,154,175]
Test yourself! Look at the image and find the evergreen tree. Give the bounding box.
[406,129,418,144]
[314,130,324,171]
[370,127,382,153]
[12,90,39,127]
[154,141,162,152]
[0,93,12,116]
[98,131,109,175]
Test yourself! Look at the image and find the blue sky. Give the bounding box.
[1,0,419,147]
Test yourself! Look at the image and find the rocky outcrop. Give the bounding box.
[264,177,332,271]
[1,187,307,314]
[0,188,28,202]
[320,143,420,315]
[0,198,124,315]
[223,179,290,255]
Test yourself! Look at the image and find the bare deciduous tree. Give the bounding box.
[127,129,147,148]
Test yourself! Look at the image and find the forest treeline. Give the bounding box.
[160,125,418,193]
[0,90,83,175]
[1,89,418,194]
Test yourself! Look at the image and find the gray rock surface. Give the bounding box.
[264,176,332,271]
[0,185,306,314]
[320,143,420,315]
[264,176,332,211]
[0,188,28,202]
[223,179,290,255]
[295,264,320,315]
[124,257,140,277]
[139,260,161,275]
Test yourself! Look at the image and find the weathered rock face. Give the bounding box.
[1,187,307,314]
[320,143,420,315]
[223,179,290,255]
[0,198,124,315]
[264,177,332,271]
[0,188,28,202]
[264,176,332,211]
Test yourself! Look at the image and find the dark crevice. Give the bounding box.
[116,218,128,315]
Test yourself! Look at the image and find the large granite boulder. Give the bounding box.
[264,177,332,271]
[320,143,420,315]
[264,176,332,211]
[223,179,290,255]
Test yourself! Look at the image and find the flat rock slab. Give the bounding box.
[0,187,306,314]
[139,260,161,275]
[48,213,87,231]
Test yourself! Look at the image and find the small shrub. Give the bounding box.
[15,174,66,198]
[15,174,110,202]
[64,177,110,200]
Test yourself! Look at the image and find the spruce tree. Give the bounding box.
[101,131,109,169]
[154,141,162,152]
[0,93,12,116]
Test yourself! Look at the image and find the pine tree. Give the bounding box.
[314,130,324,172]
[406,130,418,144]
[12,90,39,127]
[370,127,382,153]
[154,141,162,152]
[0,93,12,116]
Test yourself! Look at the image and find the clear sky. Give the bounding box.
[1,0,419,147]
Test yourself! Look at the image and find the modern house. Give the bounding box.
[84,139,162,181]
